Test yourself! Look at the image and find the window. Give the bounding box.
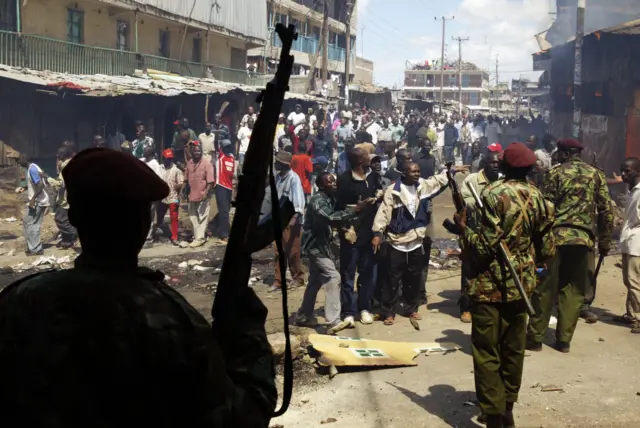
[310,26,320,41]
[448,76,457,87]
[274,12,287,25]
[469,92,479,106]
[0,0,18,31]
[290,18,302,34]
[67,9,84,44]
[192,37,202,63]
[116,20,129,51]
[462,75,470,88]
[159,29,170,58]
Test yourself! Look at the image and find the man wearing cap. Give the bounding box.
[272,151,306,291]
[158,148,184,245]
[185,144,215,248]
[171,118,197,157]
[0,148,277,427]
[454,142,556,428]
[527,138,613,354]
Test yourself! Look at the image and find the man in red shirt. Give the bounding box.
[291,141,314,202]
[212,140,236,241]
[184,143,214,248]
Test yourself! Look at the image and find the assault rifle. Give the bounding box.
[211,23,297,417]
[467,183,536,316]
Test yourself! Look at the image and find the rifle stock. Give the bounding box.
[211,23,298,417]
[467,183,536,316]
[443,163,464,235]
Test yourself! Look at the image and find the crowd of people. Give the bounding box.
[11,97,640,428]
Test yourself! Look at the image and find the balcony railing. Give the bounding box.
[0,31,266,86]
[272,33,347,63]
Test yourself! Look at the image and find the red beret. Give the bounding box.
[62,148,169,204]
[502,142,537,168]
[557,138,584,150]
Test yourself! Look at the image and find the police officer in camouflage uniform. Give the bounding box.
[455,142,556,428]
[527,138,613,354]
[0,149,276,428]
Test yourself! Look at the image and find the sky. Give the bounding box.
[356,0,555,88]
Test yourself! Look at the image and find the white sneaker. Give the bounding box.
[327,316,355,334]
[360,310,374,325]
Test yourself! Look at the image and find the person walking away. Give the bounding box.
[288,104,307,135]
[485,115,502,146]
[212,140,236,241]
[0,148,276,427]
[271,151,306,291]
[291,141,314,203]
[296,172,363,331]
[185,144,214,248]
[46,146,77,249]
[373,161,454,326]
[20,156,49,256]
[455,142,556,428]
[458,150,502,323]
[158,149,183,245]
[612,157,640,332]
[236,118,253,172]
[332,148,382,332]
[131,122,154,160]
[443,120,460,164]
[198,122,215,163]
[527,138,613,353]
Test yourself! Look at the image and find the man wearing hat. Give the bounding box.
[272,151,307,291]
[454,142,556,428]
[172,117,197,161]
[527,138,613,353]
[0,148,277,427]
[158,148,184,245]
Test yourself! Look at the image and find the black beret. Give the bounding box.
[63,148,169,205]
[556,138,584,150]
[502,142,537,168]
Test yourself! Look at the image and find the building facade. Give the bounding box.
[0,0,267,84]
[403,61,490,106]
[247,0,357,86]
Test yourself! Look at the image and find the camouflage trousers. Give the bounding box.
[472,300,528,416]
[528,245,591,344]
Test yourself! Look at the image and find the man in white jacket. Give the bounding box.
[372,162,462,326]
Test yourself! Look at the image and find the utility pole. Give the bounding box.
[321,0,330,85]
[452,36,469,115]
[343,0,356,102]
[495,55,499,115]
[435,16,454,113]
[573,0,586,138]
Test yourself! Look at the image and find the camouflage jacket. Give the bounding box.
[542,157,613,248]
[0,256,276,428]
[462,179,556,303]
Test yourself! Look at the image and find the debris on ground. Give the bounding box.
[463,401,478,407]
[6,249,15,257]
[320,417,337,424]
[268,332,302,363]
[309,334,460,368]
[1,217,17,223]
[540,384,564,392]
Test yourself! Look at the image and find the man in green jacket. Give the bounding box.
[455,142,556,428]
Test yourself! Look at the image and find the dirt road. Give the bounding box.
[0,184,636,427]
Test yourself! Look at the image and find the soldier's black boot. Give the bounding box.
[525,339,542,352]
[503,402,515,428]
[555,341,570,353]
[580,309,598,324]
[486,414,504,428]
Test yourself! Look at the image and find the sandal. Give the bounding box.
[409,312,423,321]
[383,316,395,326]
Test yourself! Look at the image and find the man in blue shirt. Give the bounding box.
[19,156,50,255]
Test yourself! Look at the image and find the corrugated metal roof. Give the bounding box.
[0,65,326,102]
[135,0,268,43]
[599,18,640,35]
